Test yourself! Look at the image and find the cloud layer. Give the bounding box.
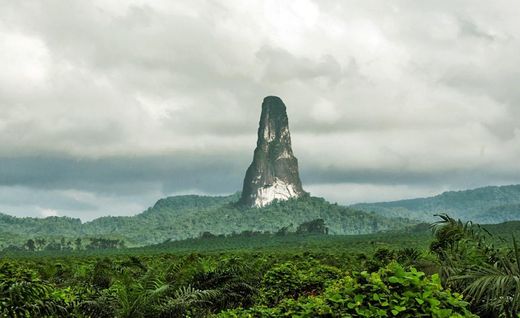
[1,0,519,219]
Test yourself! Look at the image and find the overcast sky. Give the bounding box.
[1,0,519,220]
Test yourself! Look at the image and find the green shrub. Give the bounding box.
[259,261,341,306]
[219,262,476,317]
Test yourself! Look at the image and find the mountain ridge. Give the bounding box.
[0,193,411,247]
[352,184,520,223]
[3,183,520,227]
[3,183,520,248]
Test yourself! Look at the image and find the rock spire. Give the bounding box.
[239,96,306,207]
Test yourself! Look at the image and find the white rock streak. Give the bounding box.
[252,178,299,207]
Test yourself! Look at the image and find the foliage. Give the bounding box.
[0,243,461,317]
[0,263,68,317]
[219,262,476,317]
[296,218,328,235]
[3,215,520,317]
[430,214,520,317]
[260,261,341,306]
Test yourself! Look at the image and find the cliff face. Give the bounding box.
[239,96,306,207]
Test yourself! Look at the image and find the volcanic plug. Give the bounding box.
[239,96,306,207]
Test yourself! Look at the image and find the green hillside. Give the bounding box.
[0,194,413,248]
[4,184,520,249]
[0,213,83,248]
[352,184,520,223]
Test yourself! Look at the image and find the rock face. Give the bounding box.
[239,96,306,207]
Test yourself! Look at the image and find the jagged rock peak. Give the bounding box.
[239,96,306,208]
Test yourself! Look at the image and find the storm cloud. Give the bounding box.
[1,0,519,219]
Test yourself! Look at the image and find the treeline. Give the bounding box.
[1,237,125,252]
[1,219,329,253]
[198,218,329,239]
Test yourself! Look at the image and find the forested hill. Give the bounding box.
[0,213,83,248]
[352,184,520,223]
[0,194,413,247]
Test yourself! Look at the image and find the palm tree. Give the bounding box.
[450,238,520,318]
[191,261,257,311]
[430,214,497,283]
[80,267,219,318]
[152,285,219,318]
[430,214,520,317]
[0,263,68,317]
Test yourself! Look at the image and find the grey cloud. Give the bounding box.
[256,45,344,84]
[0,185,159,220]
[0,186,96,211]
[0,0,520,219]
[0,154,248,220]
[457,17,496,41]
[301,167,520,190]
[0,155,247,195]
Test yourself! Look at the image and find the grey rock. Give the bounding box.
[239,96,306,207]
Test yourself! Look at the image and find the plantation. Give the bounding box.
[1,216,519,317]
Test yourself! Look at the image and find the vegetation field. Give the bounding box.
[1,217,520,317]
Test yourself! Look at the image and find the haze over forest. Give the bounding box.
[1,1,520,220]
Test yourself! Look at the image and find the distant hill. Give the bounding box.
[0,213,83,247]
[6,183,520,248]
[352,184,520,223]
[0,194,413,247]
